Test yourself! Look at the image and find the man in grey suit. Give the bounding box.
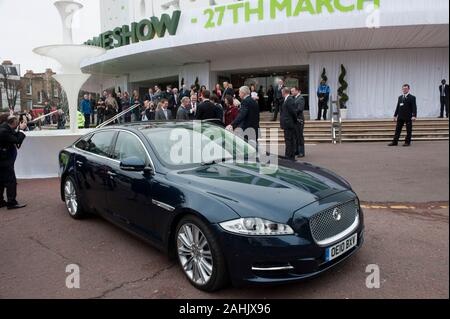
[155,100,173,121]
[176,97,191,120]
[291,87,305,158]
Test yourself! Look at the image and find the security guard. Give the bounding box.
[389,84,417,147]
[0,115,28,209]
[317,80,330,121]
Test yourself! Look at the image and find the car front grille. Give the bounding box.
[309,200,359,246]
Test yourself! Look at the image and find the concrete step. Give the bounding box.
[259,116,449,143]
[260,121,449,128]
[260,137,449,146]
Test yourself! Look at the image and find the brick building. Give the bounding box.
[20,68,62,111]
[0,60,21,111]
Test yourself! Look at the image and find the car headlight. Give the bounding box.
[219,218,295,236]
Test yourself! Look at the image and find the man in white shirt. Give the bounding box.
[189,94,198,119]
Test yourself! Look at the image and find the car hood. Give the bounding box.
[166,160,351,223]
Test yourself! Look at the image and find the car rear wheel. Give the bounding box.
[64,177,86,220]
[176,215,228,292]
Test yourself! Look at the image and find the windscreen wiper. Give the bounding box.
[201,158,233,166]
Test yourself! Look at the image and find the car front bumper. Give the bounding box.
[212,223,365,287]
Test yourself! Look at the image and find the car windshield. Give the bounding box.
[141,123,258,169]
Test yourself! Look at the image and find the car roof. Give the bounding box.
[102,120,223,132]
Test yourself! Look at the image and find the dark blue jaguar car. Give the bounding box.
[59,121,364,292]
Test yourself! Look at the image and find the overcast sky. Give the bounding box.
[0,0,101,75]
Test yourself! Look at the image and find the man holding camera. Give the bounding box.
[0,115,28,210]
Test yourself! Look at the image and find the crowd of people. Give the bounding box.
[80,82,259,128]
[77,80,307,160]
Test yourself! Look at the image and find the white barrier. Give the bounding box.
[15,129,93,179]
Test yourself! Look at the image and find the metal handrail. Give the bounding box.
[29,110,59,124]
[330,96,342,144]
[97,103,141,129]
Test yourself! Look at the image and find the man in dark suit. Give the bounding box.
[176,97,191,120]
[195,90,221,120]
[0,115,28,209]
[291,87,306,158]
[272,79,285,121]
[439,79,449,118]
[389,84,417,147]
[280,88,298,160]
[226,86,260,142]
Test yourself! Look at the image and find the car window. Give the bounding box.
[75,139,88,151]
[87,131,116,158]
[112,132,148,162]
[142,124,256,169]
[74,134,93,151]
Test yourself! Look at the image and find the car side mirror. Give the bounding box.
[120,157,146,172]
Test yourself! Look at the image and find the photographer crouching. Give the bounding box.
[0,113,28,210]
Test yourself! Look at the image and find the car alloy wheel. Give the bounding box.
[177,223,214,286]
[64,179,78,216]
[63,177,86,219]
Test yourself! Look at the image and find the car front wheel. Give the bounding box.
[176,215,228,292]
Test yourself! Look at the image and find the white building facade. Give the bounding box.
[82,0,450,119]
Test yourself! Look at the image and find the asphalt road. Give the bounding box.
[0,141,448,299]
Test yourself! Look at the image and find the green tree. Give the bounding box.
[338,64,349,109]
[321,67,328,82]
[194,77,200,91]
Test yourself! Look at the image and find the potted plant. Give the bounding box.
[194,77,200,92]
[321,67,328,82]
[338,64,349,119]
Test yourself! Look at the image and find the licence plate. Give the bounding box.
[325,233,358,262]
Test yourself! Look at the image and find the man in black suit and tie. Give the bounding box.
[439,79,449,118]
[272,79,285,121]
[291,87,306,158]
[195,90,221,120]
[280,87,298,160]
[389,84,417,147]
[226,86,260,143]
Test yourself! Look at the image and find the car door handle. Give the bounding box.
[107,171,117,178]
[76,161,84,167]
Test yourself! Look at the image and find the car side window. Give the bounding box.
[87,131,116,158]
[112,132,148,162]
[75,138,89,151]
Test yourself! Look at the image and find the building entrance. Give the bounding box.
[230,67,309,112]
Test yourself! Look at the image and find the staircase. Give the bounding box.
[259,112,449,145]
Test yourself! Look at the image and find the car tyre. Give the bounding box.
[176,215,229,292]
[63,176,86,220]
